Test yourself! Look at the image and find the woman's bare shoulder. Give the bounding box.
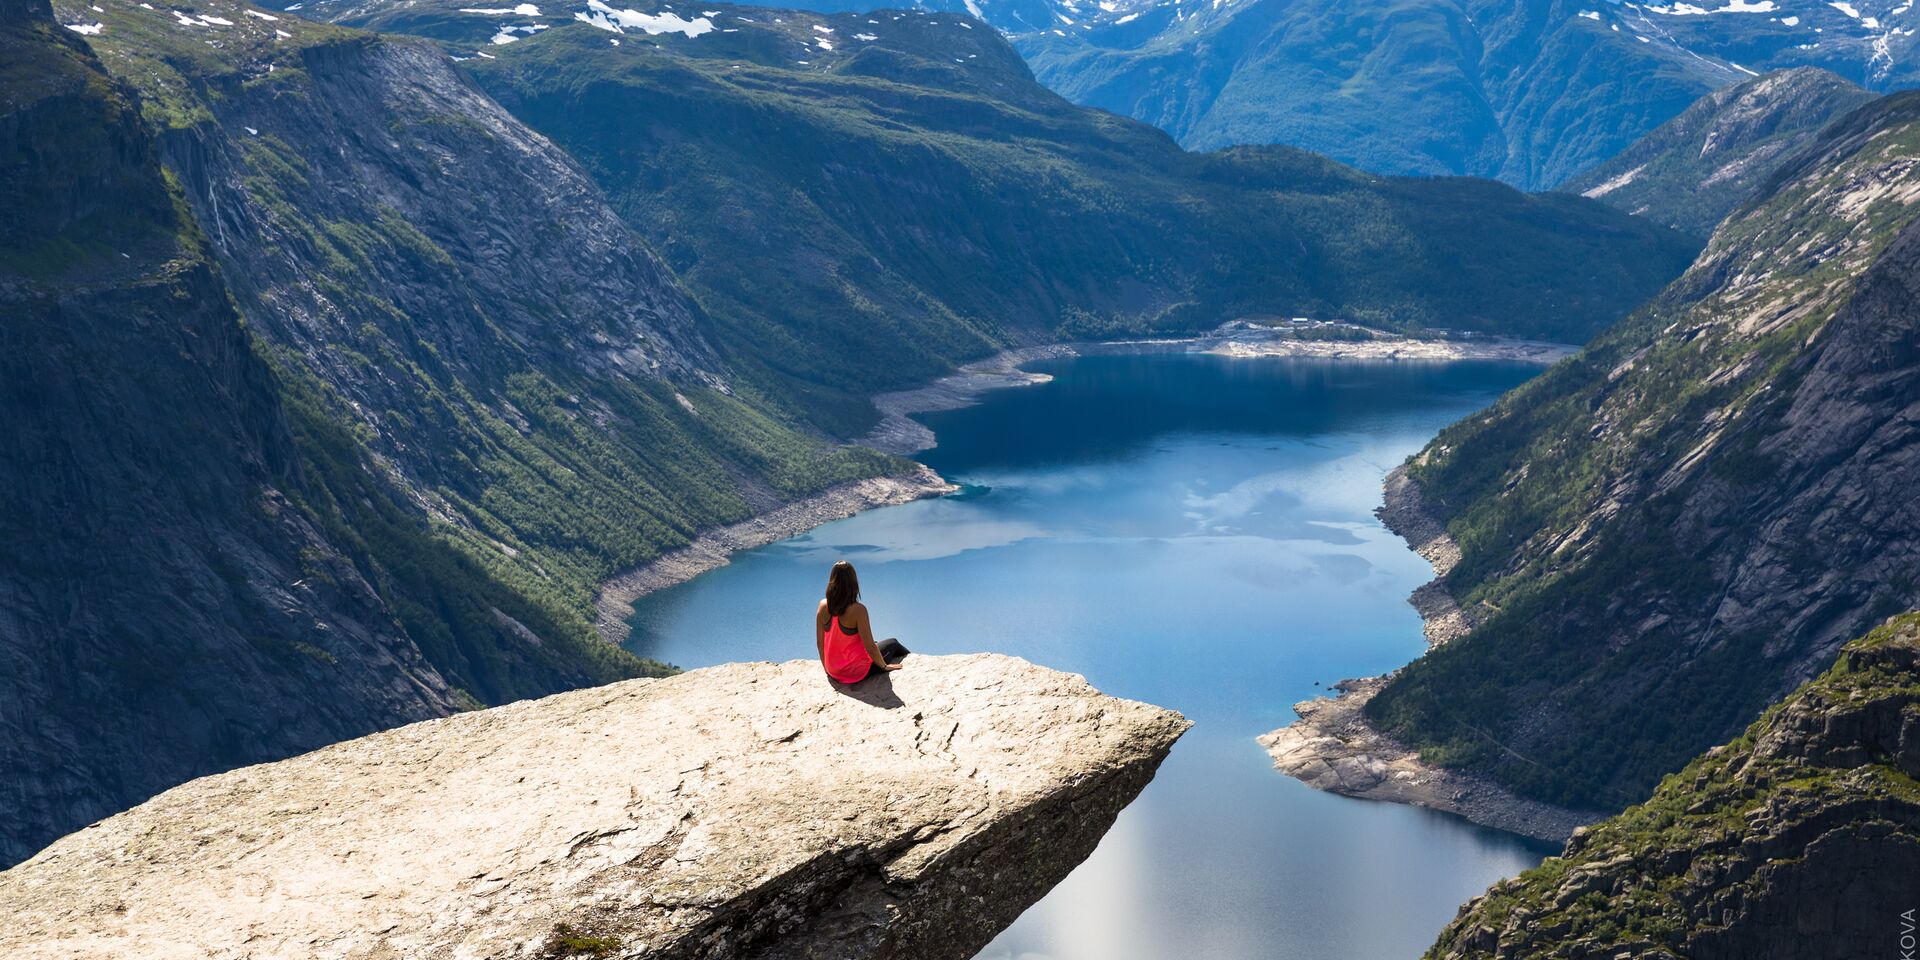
[844,600,868,618]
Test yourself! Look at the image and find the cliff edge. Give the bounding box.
[0,654,1188,960]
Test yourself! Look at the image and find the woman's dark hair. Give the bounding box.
[825,560,861,618]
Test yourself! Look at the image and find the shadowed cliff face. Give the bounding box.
[1365,90,1920,811]
[0,655,1190,960]
[0,10,458,868]
[1426,614,1920,960]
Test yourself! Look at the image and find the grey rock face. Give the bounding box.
[1261,676,1603,843]
[0,655,1188,960]
[1563,67,1876,237]
[163,32,720,388]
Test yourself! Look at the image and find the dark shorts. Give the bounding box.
[876,637,909,666]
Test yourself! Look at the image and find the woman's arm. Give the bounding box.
[853,604,900,671]
[814,600,830,671]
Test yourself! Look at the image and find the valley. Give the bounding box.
[6,0,1920,952]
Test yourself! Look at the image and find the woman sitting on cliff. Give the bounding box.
[816,560,908,683]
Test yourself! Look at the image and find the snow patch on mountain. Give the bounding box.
[574,0,713,36]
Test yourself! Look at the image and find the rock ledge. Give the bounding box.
[0,654,1187,960]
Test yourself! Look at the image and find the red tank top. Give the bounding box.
[822,615,872,684]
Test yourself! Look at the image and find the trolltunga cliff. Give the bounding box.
[0,654,1187,960]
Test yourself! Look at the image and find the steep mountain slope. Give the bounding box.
[770,0,1920,189]
[1426,614,1920,960]
[53,0,896,640]
[5,0,923,867]
[1564,66,1874,237]
[0,3,470,867]
[1362,89,1920,811]
[278,0,1698,434]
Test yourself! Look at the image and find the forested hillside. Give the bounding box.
[1367,89,1920,811]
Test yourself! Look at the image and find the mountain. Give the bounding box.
[1361,87,1920,812]
[7,0,1695,870]
[5,0,915,867]
[1563,66,1874,237]
[762,0,1920,190]
[266,0,1696,435]
[1426,614,1920,960]
[1,2,463,867]
[1016,0,1747,189]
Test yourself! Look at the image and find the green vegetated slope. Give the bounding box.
[283,0,1698,434]
[1562,67,1876,239]
[1427,614,1920,960]
[1012,0,1745,190]
[4,0,908,866]
[745,0,1906,191]
[3,2,461,868]
[56,0,898,634]
[1365,89,1920,811]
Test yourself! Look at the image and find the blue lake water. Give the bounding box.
[625,352,1552,959]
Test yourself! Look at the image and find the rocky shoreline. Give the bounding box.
[1259,465,1606,843]
[858,344,1081,455]
[594,466,956,645]
[595,345,1080,646]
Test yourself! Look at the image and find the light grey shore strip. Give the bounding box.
[1260,465,1607,843]
[594,466,956,645]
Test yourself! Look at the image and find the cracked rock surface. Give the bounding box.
[0,654,1187,960]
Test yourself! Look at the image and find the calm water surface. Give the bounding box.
[626,353,1552,960]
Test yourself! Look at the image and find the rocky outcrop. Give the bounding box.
[1563,67,1874,237]
[1364,88,1920,812]
[0,655,1188,960]
[1425,614,1920,960]
[858,346,1077,456]
[1375,466,1476,647]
